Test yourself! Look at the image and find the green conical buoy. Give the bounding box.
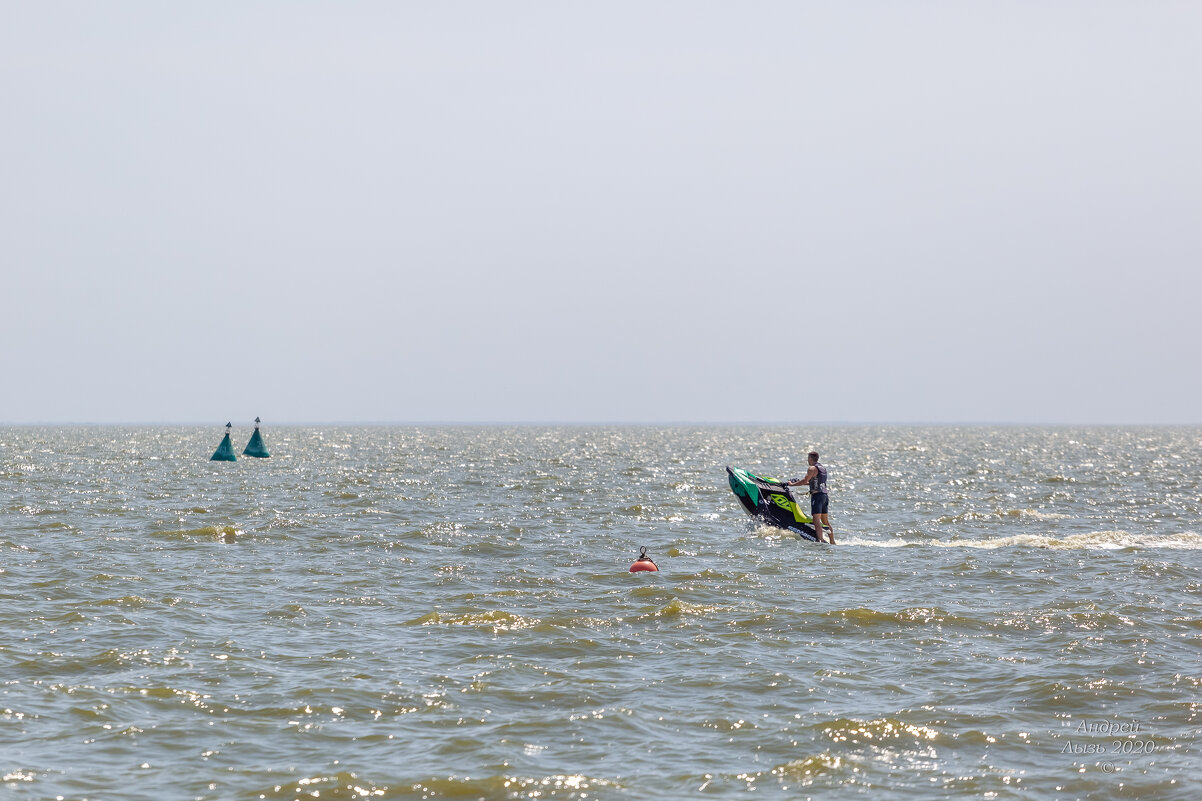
[243,417,270,458]
[210,422,237,461]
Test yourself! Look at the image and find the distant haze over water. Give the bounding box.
[4,3,1202,425]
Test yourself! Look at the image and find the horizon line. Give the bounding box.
[2,419,1199,428]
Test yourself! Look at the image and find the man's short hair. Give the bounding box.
[808,451,819,462]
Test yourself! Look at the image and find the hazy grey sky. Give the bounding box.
[3,2,1200,424]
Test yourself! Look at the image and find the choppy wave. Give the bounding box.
[844,531,1202,550]
[150,524,240,541]
[251,773,624,800]
[409,609,539,631]
[813,716,942,746]
[936,508,1073,524]
[816,606,978,629]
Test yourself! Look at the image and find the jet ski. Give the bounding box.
[726,465,821,542]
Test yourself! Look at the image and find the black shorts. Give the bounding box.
[810,492,829,516]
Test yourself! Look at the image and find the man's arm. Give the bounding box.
[786,466,818,487]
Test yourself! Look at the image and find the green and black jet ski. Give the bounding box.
[726,465,821,542]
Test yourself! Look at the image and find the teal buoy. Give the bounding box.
[243,417,270,458]
[210,422,237,461]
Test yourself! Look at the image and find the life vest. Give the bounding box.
[809,463,829,495]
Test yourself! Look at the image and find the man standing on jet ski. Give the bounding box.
[785,451,835,545]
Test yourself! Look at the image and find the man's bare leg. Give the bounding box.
[817,513,835,544]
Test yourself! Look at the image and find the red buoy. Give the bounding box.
[629,546,659,572]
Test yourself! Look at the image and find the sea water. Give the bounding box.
[1,425,1199,800]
